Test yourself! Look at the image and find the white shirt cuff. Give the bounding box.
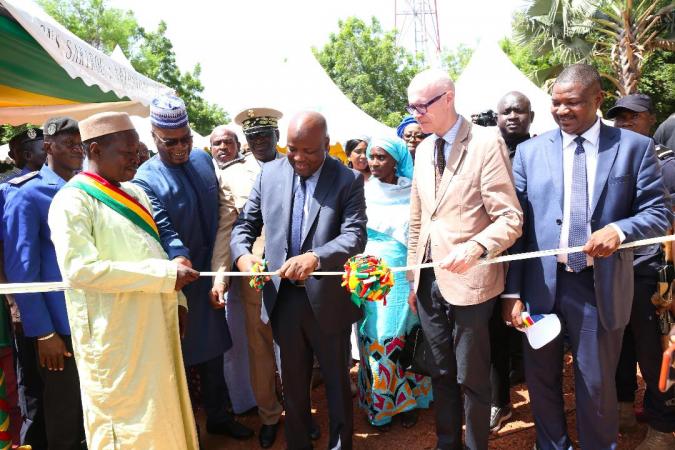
[501,293,520,299]
[608,223,626,243]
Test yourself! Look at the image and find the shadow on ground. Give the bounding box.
[201,355,647,449]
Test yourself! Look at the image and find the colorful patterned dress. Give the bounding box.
[357,177,432,426]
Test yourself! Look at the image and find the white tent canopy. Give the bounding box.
[0,0,172,125]
[455,40,558,135]
[224,45,395,146]
[1,0,170,104]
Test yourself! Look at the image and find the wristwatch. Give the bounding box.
[307,251,321,269]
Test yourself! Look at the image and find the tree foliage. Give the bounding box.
[502,0,675,122]
[503,35,674,122]
[37,0,227,135]
[313,17,424,127]
[515,0,675,96]
[441,44,474,82]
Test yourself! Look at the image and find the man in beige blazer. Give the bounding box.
[210,108,285,448]
[406,69,523,450]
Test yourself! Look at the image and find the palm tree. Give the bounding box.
[516,0,675,95]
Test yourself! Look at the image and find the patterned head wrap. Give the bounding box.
[150,94,189,129]
[396,115,419,138]
[367,136,414,179]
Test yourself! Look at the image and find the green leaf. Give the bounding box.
[36,0,229,134]
[314,17,424,127]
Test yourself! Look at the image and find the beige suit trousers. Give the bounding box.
[238,276,283,425]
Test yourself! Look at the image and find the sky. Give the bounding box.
[105,0,526,116]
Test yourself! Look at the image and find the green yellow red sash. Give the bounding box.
[68,171,161,243]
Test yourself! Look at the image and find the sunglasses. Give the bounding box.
[245,129,275,140]
[406,91,449,115]
[153,132,193,148]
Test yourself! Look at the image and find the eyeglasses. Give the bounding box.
[406,91,449,115]
[153,132,193,148]
[403,132,427,141]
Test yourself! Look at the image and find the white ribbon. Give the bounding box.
[2,234,674,295]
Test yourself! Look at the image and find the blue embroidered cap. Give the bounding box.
[150,94,189,129]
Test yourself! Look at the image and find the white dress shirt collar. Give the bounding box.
[560,117,601,149]
[434,116,463,145]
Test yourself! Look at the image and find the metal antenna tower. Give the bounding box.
[394,0,441,63]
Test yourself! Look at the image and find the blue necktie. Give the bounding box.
[289,177,306,257]
[568,136,588,272]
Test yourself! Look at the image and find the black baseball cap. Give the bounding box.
[606,94,654,119]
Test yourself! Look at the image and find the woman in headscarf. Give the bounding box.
[344,137,371,181]
[396,116,427,161]
[356,136,432,431]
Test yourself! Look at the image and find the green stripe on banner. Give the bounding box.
[69,180,161,244]
[0,16,124,103]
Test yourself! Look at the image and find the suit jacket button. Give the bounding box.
[556,219,562,225]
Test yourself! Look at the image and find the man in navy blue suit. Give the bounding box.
[502,64,671,450]
[231,111,367,450]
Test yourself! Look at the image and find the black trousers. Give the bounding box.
[615,275,675,432]
[489,305,511,408]
[15,328,47,448]
[489,304,524,408]
[416,268,495,450]
[271,282,353,450]
[35,334,86,450]
[187,353,232,424]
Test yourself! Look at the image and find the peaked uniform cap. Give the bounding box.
[234,107,282,133]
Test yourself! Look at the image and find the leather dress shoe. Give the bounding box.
[309,420,321,440]
[206,417,254,439]
[259,422,279,448]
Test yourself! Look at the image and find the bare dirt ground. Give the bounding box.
[202,354,647,449]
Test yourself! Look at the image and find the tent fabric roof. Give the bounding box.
[225,45,395,146]
[0,15,124,104]
[0,0,171,106]
[0,100,150,126]
[455,40,558,135]
[0,0,172,125]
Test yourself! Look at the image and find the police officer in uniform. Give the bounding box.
[0,126,47,446]
[607,94,675,449]
[210,108,287,448]
[3,117,87,450]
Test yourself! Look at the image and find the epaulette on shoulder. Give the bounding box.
[7,171,39,186]
[656,144,674,161]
